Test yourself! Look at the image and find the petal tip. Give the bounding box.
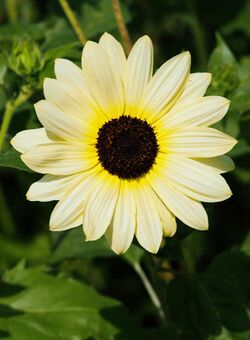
[111,244,128,255]
[181,50,191,60]
[49,222,57,231]
[10,136,17,149]
[54,58,65,69]
[85,230,100,242]
[207,72,212,80]
[143,242,161,254]
[100,32,113,40]
[26,191,31,201]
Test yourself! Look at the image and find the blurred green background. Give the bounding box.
[0,0,249,339]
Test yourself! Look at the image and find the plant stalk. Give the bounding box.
[134,262,167,326]
[58,0,86,45]
[0,86,33,151]
[112,0,132,54]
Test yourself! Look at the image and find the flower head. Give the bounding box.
[11,33,237,254]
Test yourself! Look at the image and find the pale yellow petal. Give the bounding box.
[194,155,234,173]
[178,72,211,102]
[21,142,97,175]
[11,128,53,153]
[55,58,90,100]
[159,96,230,129]
[124,35,153,116]
[140,51,191,122]
[83,173,120,241]
[43,78,103,128]
[55,58,105,117]
[99,32,126,78]
[157,155,232,202]
[147,173,208,230]
[134,181,163,253]
[160,127,237,157]
[107,181,136,254]
[152,192,177,237]
[81,41,124,118]
[26,174,80,202]
[34,100,93,142]
[49,171,99,231]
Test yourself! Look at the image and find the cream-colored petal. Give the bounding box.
[55,58,90,99]
[140,51,191,123]
[134,181,163,253]
[49,171,99,231]
[82,41,124,118]
[194,155,234,173]
[152,192,177,237]
[148,175,208,230]
[11,128,53,153]
[178,72,211,102]
[43,78,103,128]
[161,127,237,157]
[107,181,136,254]
[99,32,126,78]
[124,35,153,116]
[34,100,92,142]
[158,155,232,202]
[83,173,120,241]
[159,96,230,130]
[55,58,104,117]
[27,174,80,202]
[21,142,97,175]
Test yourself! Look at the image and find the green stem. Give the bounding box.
[58,0,86,45]
[0,86,33,151]
[5,0,18,24]
[134,262,167,326]
[112,0,132,54]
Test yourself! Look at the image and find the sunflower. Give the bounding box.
[11,33,237,254]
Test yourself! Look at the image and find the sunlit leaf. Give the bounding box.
[0,264,141,339]
[208,34,238,97]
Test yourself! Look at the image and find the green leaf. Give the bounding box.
[208,34,239,97]
[166,248,250,339]
[0,264,141,339]
[0,148,31,172]
[229,139,250,158]
[208,327,250,340]
[0,234,50,271]
[0,53,7,85]
[231,56,250,115]
[180,232,209,273]
[42,18,76,50]
[43,42,81,62]
[50,227,114,263]
[241,232,250,256]
[80,0,131,39]
[167,276,221,337]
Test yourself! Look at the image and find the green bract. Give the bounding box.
[8,39,44,77]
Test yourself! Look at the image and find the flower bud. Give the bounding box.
[8,39,44,77]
